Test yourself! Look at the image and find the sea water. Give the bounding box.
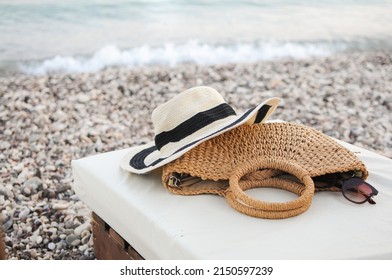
[1,0,392,75]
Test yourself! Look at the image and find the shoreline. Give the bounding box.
[1,50,391,259]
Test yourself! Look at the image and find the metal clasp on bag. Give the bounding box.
[167,173,182,188]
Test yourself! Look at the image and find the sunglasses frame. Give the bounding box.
[314,172,378,205]
[341,177,378,205]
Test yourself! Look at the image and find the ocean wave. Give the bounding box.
[20,40,348,75]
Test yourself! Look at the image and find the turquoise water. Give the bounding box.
[1,0,392,75]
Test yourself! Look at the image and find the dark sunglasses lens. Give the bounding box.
[342,178,375,203]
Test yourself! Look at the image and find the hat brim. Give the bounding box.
[120,98,281,174]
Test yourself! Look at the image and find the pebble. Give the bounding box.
[13,163,24,173]
[46,165,57,172]
[47,227,57,234]
[36,236,43,244]
[74,222,91,236]
[71,239,81,247]
[64,220,74,229]
[0,185,7,196]
[52,202,69,210]
[80,229,90,239]
[1,51,391,260]
[48,242,56,251]
[65,235,80,246]
[23,187,31,196]
[77,94,90,103]
[23,177,43,191]
[18,207,30,219]
[78,244,88,252]
[3,219,13,232]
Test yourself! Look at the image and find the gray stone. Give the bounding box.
[3,218,13,232]
[70,239,81,247]
[23,177,43,191]
[18,207,30,219]
[65,235,80,246]
[74,222,91,236]
[78,244,88,252]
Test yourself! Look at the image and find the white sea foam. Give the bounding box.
[20,40,348,75]
[4,0,392,76]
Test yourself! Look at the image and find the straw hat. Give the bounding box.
[162,122,368,219]
[120,86,281,174]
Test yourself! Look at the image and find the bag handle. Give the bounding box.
[224,158,315,219]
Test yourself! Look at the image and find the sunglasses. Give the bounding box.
[314,172,378,204]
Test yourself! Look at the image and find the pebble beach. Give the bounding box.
[1,51,392,260]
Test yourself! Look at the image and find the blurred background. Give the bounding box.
[1,0,392,75]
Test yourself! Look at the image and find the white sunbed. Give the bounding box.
[71,138,392,259]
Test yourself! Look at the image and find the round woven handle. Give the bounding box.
[225,157,315,219]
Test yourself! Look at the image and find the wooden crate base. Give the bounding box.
[92,212,144,260]
[0,221,5,260]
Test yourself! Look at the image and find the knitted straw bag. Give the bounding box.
[162,122,368,219]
